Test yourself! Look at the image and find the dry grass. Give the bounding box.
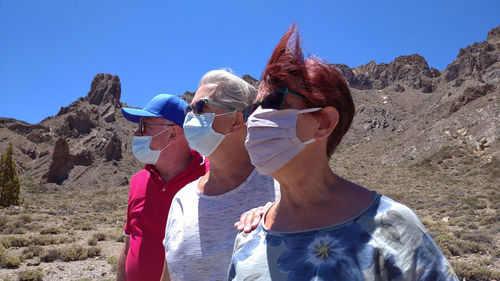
[331,140,500,280]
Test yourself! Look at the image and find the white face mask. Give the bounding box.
[132,127,172,165]
[244,107,321,175]
[183,111,234,157]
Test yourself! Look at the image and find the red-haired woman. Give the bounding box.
[228,25,458,281]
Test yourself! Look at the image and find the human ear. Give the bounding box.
[314,107,339,140]
[169,125,182,140]
[229,111,245,133]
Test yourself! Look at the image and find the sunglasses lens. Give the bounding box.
[261,90,286,110]
[194,100,205,115]
[243,104,259,120]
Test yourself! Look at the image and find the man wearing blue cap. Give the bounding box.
[117,94,208,281]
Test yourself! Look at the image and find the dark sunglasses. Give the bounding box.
[243,88,307,120]
[184,99,237,115]
[138,121,175,135]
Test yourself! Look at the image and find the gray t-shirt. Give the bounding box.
[163,169,280,281]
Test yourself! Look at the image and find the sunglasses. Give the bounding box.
[184,99,237,115]
[138,121,175,135]
[243,88,307,120]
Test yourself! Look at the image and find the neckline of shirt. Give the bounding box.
[260,191,380,235]
[195,169,259,200]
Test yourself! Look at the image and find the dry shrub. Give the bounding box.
[1,236,30,248]
[61,245,87,261]
[1,234,74,249]
[453,260,500,281]
[93,232,106,241]
[29,234,74,246]
[87,246,101,258]
[0,254,21,268]
[18,213,33,224]
[41,245,101,263]
[0,216,8,228]
[463,196,487,209]
[107,255,118,272]
[39,225,63,235]
[41,248,60,262]
[435,234,490,257]
[22,245,45,259]
[18,268,44,281]
[88,237,98,246]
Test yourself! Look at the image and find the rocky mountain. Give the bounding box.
[0,25,498,190]
[333,25,499,167]
[0,74,142,190]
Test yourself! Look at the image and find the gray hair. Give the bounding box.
[199,69,257,111]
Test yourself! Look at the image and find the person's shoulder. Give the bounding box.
[363,194,427,242]
[171,178,200,200]
[233,224,265,254]
[377,195,422,223]
[130,168,151,183]
[127,168,151,196]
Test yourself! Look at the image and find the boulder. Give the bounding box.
[104,133,122,161]
[73,150,94,166]
[43,138,74,184]
[65,110,95,135]
[449,83,496,114]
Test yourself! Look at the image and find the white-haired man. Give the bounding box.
[161,70,280,280]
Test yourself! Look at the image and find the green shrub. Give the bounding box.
[107,255,118,272]
[0,143,21,207]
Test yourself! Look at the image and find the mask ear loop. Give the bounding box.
[214,110,237,117]
[297,108,322,114]
[156,127,177,153]
[151,126,173,138]
[298,108,322,145]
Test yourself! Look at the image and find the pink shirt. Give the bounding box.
[124,150,208,281]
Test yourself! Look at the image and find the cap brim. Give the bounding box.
[121,108,161,123]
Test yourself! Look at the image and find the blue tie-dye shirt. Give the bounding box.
[228,193,458,281]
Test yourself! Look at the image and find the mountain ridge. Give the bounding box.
[0,24,498,189]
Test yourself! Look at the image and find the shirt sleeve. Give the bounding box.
[163,195,180,254]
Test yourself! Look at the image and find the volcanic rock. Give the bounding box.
[73,150,94,166]
[86,73,121,107]
[43,138,74,184]
[487,24,500,45]
[241,75,259,88]
[449,83,496,114]
[444,40,498,82]
[104,133,122,161]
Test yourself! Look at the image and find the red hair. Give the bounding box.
[260,24,355,156]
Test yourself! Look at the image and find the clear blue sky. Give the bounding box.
[1,0,499,124]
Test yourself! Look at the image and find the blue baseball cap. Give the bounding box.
[121,94,188,126]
